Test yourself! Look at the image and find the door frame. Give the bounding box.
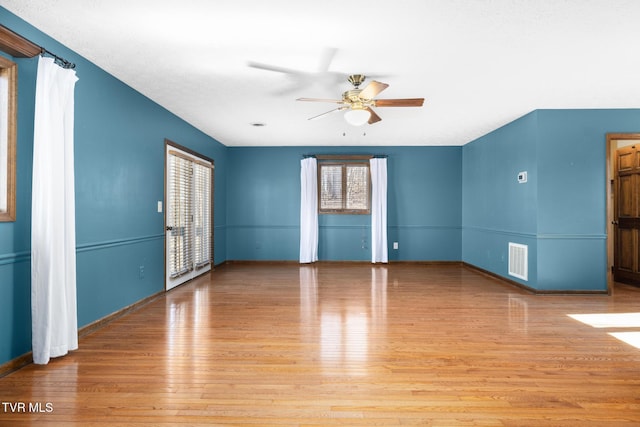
[606,133,640,294]
[164,139,214,291]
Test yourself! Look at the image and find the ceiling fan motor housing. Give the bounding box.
[344,75,372,109]
[343,89,371,110]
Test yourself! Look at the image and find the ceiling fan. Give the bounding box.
[297,74,424,126]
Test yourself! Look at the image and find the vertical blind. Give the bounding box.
[168,152,212,279]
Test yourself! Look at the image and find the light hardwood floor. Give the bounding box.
[1,263,640,426]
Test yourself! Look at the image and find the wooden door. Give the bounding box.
[614,145,640,285]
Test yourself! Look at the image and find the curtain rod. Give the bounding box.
[40,48,75,69]
[302,154,387,159]
[0,24,75,69]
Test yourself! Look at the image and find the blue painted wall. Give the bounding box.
[535,109,640,291]
[463,109,640,291]
[2,4,639,368]
[226,146,462,262]
[0,9,228,366]
[462,111,539,287]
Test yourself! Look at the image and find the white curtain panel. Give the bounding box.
[370,158,388,263]
[31,57,79,365]
[299,157,318,263]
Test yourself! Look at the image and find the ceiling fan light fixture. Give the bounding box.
[344,108,371,126]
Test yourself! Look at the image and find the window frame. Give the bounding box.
[0,55,16,222]
[318,159,371,215]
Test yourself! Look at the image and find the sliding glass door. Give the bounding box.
[165,143,213,290]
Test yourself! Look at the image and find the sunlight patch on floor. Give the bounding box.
[609,332,640,350]
[568,312,640,350]
[568,312,640,328]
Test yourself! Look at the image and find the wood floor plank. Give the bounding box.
[2,263,640,425]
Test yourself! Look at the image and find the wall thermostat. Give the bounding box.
[517,171,527,183]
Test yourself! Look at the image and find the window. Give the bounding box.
[318,161,370,214]
[0,55,16,222]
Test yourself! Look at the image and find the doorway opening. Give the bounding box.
[606,133,640,294]
[164,140,214,291]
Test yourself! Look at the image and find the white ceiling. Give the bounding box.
[2,0,640,147]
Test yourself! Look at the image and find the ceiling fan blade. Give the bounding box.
[358,81,389,100]
[317,47,338,72]
[374,98,425,107]
[366,107,382,124]
[297,97,344,104]
[308,106,348,121]
[247,61,303,75]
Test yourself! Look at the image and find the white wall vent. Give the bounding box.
[508,242,528,281]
